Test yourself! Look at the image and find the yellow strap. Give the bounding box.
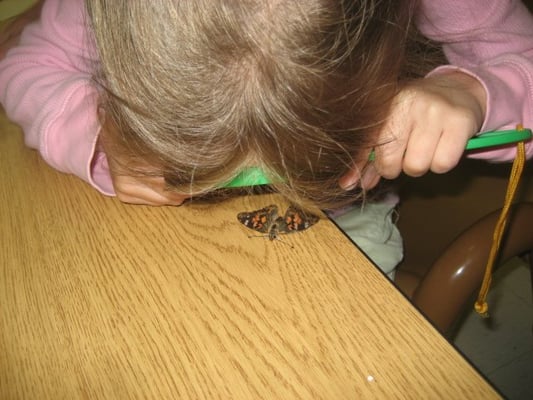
[474,138,526,317]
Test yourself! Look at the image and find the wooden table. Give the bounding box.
[0,111,500,399]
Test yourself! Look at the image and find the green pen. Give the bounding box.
[223,127,532,188]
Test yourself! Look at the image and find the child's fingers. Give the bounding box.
[401,125,441,177]
[374,138,407,180]
[373,115,411,180]
[338,169,360,190]
[372,86,419,180]
[360,164,381,189]
[430,122,474,174]
[338,149,374,190]
[112,175,189,206]
[115,190,187,206]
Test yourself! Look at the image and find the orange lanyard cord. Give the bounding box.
[474,140,526,317]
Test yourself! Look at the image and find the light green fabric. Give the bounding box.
[331,201,403,279]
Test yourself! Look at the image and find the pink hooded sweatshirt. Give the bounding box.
[1,0,533,196]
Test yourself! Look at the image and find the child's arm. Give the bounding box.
[370,70,486,182]
[1,0,189,205]
[341,0,533,190]
[417,0,533,162]
[97,120,191,206]
[0,0,115,194]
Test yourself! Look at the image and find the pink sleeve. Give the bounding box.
[417,0,533,162]
[0,0,114,195]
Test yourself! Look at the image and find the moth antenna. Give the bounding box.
[246,234,294,249]
[275,238,295,249]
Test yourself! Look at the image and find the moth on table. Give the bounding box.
[237,204,319,240]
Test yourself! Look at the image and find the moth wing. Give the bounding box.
[237,204,279,233]
[281,206,319,233]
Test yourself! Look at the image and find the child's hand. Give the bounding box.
[340,71,487,190]
[98,127,189,206]
[106,166,190,206]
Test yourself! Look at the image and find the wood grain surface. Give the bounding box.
[0,112,501,399]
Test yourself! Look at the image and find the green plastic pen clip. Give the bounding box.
[465,126,532,151]
[223,127,532,188]
[222,166,272,188]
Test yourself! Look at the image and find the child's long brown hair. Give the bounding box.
[86,0,439,210]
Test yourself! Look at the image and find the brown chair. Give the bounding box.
[394,158,533,336]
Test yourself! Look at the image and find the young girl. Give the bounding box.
[2,0,533,278]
